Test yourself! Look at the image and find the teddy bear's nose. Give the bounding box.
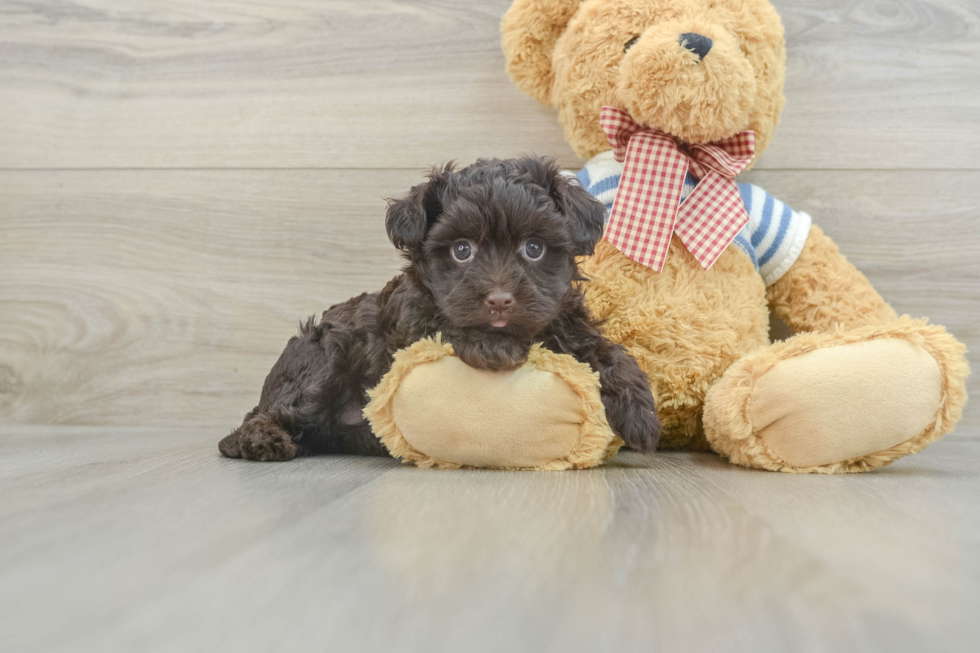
[679,33,713,61]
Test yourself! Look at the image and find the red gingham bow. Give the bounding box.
[599,106,756,272]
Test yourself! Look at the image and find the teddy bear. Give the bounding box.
[494,0,970,472]
[365,0,968,473]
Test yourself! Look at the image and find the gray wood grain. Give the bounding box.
[1,425,977,653]
[775,0,980,170]
[1,0,977,170]
[0,169,407,428]
[2,168,977,433]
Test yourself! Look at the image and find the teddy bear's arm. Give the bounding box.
[766,224,898,333]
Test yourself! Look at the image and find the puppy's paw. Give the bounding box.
[231,418,298,462]
[605,394,661,453]
[218,431,242,458]
[621,406,661,453]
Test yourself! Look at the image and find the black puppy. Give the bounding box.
[219,157,660,461]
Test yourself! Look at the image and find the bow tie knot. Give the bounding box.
[599,106,755,272]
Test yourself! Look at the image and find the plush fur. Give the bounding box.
[219,157,661,461]
[767,225,899,332]
[502,0,786,160]
[580,235,769,451]
[704,318,969,473]
[502,0,969,471]
[363,337,624,470]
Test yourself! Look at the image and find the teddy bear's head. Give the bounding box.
[502,0,786,160]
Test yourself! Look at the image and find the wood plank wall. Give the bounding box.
[1,0,977,433]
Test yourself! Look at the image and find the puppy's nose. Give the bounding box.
[679,33,713,61]
[486,291,515,312]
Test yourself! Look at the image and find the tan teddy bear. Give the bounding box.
[501,0,969,472]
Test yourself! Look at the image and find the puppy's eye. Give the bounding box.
[523,240,545,260]
[451,239,474,262]
[624,36,640,53]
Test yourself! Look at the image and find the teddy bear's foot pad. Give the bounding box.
[748,338,941,468]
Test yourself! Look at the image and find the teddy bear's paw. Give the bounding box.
[747,338,942,468]
[704,324,969,473]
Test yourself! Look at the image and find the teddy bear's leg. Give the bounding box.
[703,318,969,473]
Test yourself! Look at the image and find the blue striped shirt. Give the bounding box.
[573,151,811,285]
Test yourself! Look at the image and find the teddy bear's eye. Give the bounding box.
[624,36,640,54]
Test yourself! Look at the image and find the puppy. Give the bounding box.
[219,157,660,461]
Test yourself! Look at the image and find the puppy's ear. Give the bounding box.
[550,168,606,256]
[385,165,453,251]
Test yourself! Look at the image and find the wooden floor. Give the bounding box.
[2,1,979,650]
[1,425,978,652]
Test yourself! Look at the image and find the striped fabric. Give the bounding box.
[574,151,812,286]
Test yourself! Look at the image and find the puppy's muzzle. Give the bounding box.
[486,290,515,328]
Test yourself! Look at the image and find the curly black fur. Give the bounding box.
[219,157,661,461]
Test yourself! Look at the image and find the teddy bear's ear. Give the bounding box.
[501,0,584,106]
[385,165,453,252]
